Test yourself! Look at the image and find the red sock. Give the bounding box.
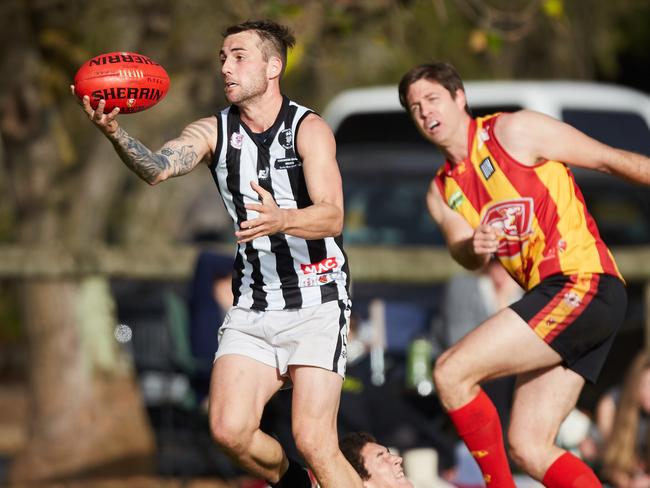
[542,452,601,488]
[448,389,515,487]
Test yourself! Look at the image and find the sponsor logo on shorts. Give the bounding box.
[480,198,534,258]
[230,132,243,149]
[564,291,582,308]
[471,450,489,459]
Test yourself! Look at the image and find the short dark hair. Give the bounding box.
[398,62,471,114]
[223,20,295,75]
[340,431,377,481]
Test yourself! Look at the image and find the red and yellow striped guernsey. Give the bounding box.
[434,113,623,290]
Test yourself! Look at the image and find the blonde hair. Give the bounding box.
[602,351,650,479]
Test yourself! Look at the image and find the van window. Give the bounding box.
[562,108,650,245]
[561,109,650,155]
[336,113,428,145]
[344,175,444,245]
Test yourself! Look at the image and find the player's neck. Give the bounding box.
[237,89,284,133]
[443,116,472,166]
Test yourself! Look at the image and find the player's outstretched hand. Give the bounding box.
[472,223,499,257]
[70,85,120,138]
[236,181,287,243]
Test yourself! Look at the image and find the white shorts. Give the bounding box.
[214,299,351,378]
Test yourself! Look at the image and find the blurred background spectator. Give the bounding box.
[188,250,233,404]
[599,351,650,487]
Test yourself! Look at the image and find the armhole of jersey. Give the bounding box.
[209,113,223,171]
[294,109,314,162]
[485,113,545,169]
[434,173,446,202]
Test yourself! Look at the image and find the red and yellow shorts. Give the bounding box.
[510,273,626,383]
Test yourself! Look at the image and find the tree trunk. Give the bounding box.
[9,277,155,483]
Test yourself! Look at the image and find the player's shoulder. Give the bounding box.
[182,116,218,140]
[297,112,333,137]
[493,109,551,144]
[192,115,219,128]
[497,109,554,131]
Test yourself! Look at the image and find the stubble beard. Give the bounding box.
[226,74,269,107]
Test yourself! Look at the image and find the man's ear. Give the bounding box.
[268,56,283,79]
[454,88,467,110]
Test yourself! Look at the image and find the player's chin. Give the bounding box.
[224,91,243,104]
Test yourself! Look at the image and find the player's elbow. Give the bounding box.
[332,209,344,236]
[332,217,344,236]
[146,172,168,186]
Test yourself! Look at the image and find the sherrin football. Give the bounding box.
[74,51,170,114]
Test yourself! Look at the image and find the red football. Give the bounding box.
[74,51,170,114]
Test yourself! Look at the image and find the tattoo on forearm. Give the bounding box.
[111,127,199,183]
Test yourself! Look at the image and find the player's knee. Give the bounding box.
[210,413,255,455]
[433,350,462,394]
[293,424,337,465]
[508,430,547,474]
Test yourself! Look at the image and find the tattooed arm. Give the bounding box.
[74,90,217,185]
[109,120,216,185]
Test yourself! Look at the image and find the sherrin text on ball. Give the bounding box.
[73,51,170,113]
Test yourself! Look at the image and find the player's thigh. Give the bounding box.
[437,307,563,385]
[508,365,584,451]
[289,365,343,433]
[209,354,285,430]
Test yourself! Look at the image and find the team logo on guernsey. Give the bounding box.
[480,157,495,180]
[481,198,534,257]
[230,132,243,149]
[278,128,293,149]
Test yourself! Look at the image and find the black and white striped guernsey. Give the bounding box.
[209,96,350,311]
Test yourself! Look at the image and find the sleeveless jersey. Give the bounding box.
[434,113,622,290]
[210,96,350,311]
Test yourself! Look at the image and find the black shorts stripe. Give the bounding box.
[332,300,348,373]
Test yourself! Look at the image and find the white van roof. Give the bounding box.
[323,81,650,132]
